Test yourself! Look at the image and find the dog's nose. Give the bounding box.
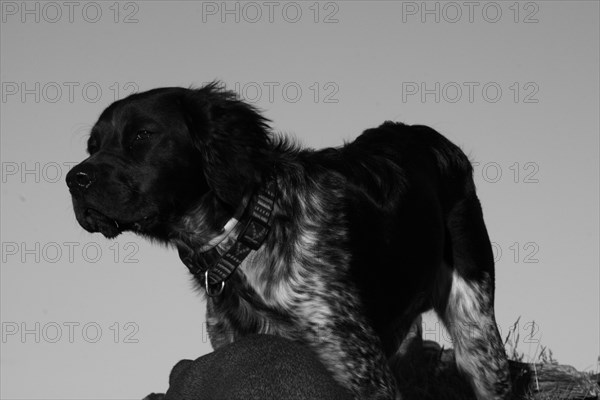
[66,164,96,192]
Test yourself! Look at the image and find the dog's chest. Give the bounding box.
[202,183,351,346]
[204,240,343,347]
[204,276,299,348]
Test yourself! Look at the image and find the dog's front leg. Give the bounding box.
[204,297,239,350]
[305,316,400,400]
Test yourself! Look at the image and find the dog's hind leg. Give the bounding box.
[435,195,512,400]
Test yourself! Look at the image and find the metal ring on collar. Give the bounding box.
[204,270,225,297]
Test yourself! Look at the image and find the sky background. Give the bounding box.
[1,1,598,399]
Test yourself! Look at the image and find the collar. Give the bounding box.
[197,217,240,253]
[181,179,276,296]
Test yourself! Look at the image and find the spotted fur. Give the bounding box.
[67,83,512,399]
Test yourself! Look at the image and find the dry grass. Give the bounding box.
[391,318,599,400]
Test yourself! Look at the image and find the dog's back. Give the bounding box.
[304,122,511,399]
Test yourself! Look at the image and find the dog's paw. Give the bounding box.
[142,393,165,400]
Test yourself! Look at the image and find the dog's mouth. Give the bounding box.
[83,207,157,239]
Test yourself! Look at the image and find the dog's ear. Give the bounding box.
[180,83,272,209]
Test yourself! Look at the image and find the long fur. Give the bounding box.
[67,82,512,399]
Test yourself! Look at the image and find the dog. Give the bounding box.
[66,82,511,399]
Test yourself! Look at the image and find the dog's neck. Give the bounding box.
[170,191,247,249]
[171,181,276,292]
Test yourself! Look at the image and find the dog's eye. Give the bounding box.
[135,130,152,141]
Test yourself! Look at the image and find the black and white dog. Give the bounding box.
[67,83,511,399]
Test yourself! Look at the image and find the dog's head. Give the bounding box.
[66,83,272,241]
